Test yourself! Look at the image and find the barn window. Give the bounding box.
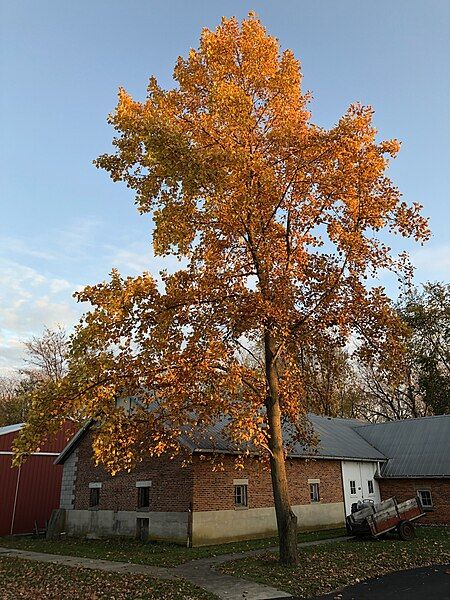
[234,484,248,507]
[368,480,374,494]
[309,482,320,503]
[88,482,102,508]
[417,489,433,509]
[136,481,152,509]
[349,480,356,495]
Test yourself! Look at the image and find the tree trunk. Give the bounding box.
[265,332,299,565]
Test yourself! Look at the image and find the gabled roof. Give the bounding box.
[54,410,450,476]
[355,415,450,478]
[0,423,24,437]
[181,414,385,461]
[307,415,385,461]
[56,413,385,464]
[54,419,95,464]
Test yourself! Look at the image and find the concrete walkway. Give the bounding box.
[0,535,350,600]
[0,546,176,580]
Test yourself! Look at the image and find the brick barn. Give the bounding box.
[354,416,450,525]
[54,413,449,546]
[0,422,72,536]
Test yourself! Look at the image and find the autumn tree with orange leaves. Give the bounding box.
[15,15,429,564]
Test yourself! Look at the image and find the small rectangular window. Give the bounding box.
[368,480,374,494]
[350,480,356,495]
[234,484,248,507]
[417,489,433,508]
[309,482,320,503]
[138,486,150,508]
[89,487,100,508]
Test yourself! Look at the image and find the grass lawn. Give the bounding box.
[0,556,214,600]
[0,527,345,567]
[219,526,450,598]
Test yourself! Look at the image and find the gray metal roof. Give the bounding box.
[355,415,450,477]
[181,414,385,461]
[306,415,385,461]
[0,423,24,437]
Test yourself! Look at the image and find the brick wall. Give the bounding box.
[73,431,194,513]
[379,478,450,525]
[72,431,344,515]
[192,454,343,511]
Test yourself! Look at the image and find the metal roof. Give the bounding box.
[55,411,450,477]
[355,415,450,477]
[54,419,95,465]
[181,414,385,461]
[306,415,385,461]
[0,423,24,437]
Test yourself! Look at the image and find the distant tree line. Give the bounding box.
[0,326,68,427]
[299,281,450,420]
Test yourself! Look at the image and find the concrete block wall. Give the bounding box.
[60,448,78,509]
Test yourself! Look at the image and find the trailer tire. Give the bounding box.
[397,520,415,541]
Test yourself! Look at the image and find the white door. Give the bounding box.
[341,461,380,516]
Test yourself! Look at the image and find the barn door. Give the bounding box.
[341,461,380,515]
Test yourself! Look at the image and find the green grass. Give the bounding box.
[0,527,345,567]
[0,555,215,600]
[219,527,450,598]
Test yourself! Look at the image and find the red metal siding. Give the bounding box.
[0,455,18,536]
[0,423,74,536]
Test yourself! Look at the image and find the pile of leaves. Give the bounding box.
[0,556,213,600]
[219,527,450,598]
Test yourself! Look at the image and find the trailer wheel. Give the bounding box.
[397,520,415,541]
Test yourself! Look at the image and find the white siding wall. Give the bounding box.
[341,460,381,515]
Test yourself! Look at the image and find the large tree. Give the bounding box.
[15,15,429,564]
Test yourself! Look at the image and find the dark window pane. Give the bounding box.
[89,487,100,508]
[138,486,150,508]
[418,490,433,507]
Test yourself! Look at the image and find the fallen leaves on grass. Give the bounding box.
[0,557,213,600]
[219,528,450,598]
[0,528,346,567]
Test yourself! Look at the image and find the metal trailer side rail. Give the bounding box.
[367,497,425,537]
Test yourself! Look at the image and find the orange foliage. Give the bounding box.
[15,14,429,474]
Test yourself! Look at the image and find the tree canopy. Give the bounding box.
[15,14,429,564]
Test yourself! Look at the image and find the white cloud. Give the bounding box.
[0,334,26,377]
[49,278,73,293]
[411,244,450,281]
[106,242,186,281]
[0,217,184,373]
[0,257,82,373]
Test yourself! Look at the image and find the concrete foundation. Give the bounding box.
[191,502,345,546]
[64,509,189,543]
[63,502,344,546]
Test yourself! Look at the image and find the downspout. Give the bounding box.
[187,501,193,548]
[10,464,22,535]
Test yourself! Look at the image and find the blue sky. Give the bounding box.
[1,0,449,373]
